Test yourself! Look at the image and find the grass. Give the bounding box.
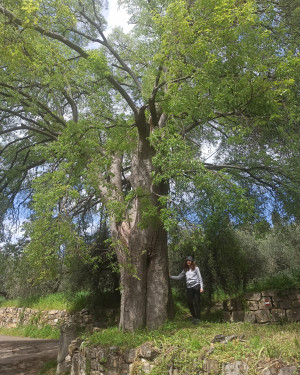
[0,291,90,312]
[37,360,57,375]
[0,324,60,339]
[0,290,120,312]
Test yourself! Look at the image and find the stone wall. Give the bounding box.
[68,341,160,375]
[0,306,117,330]
[68,337,299,375]
[223,288,300,323]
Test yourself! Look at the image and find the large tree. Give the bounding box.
[0,0,299,330]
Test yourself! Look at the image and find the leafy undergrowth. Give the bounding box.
[212,267,300,303]
[246,267,300,293]
[0,324,59,339]
[84,318,300,374]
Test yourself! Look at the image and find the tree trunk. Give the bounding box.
[108,110,174,331]
[111,213,173,331]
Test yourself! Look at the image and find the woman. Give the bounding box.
[170,256,204,324]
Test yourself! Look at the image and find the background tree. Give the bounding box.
[0,0,299,330]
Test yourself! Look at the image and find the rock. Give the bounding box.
[286,308,300,322]
[139,342,160,360]
[203,358,221,374]
[278,366,299,375]
[223,360,249,375]
[56,322,80,374]
[211,334,226,343]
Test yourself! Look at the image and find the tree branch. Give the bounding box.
[0,6,89,58]
[106,76,138,116]
[0,82,67,127]
[0,124,58,140]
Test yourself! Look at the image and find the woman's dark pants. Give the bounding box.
[186,285,201,319]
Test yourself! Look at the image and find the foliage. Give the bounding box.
[246,267,300,293]
[0,217,118,299]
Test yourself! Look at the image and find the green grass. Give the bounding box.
[37,360,57,375]
[0,324,60,339]
[0,291,90,312]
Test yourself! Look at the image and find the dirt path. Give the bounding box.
[0,335,59,375]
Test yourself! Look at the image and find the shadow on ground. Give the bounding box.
[0,335,58,375]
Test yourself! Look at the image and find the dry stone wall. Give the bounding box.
[68,338,299,375]
[223,288,300,323]
[0,307,117,330]
[68,341,159,375]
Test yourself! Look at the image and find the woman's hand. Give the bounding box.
[200,288,204,293]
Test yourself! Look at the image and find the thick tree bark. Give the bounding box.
[110,205,173,331]
[108,110,174,331]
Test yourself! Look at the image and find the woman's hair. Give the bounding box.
[184,259,196,272]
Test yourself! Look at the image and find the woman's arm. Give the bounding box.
[170,270,185,280]
[196,267,204,291]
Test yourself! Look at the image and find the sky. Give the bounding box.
[106,0,132,33]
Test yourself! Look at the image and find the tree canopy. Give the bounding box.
[0,0,299,330]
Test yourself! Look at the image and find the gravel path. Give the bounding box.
[0,335,59,375]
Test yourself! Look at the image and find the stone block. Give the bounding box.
[123,348,137,363]
[222,361,249,375]
[286,308,300,322]
[270,309,286,322]
[244,292,261,301]
[140,358,151,373]
[223,311,232,323]
[279,300,292,309]
[96,348,109,361]
[291,300,300,308]
[246,300,259,310]
[278,366,299,375]
[139,342,160,360]
[90,348,97,359]
[203,358,221,374]
[121,363,130,372]
[255,310,272,323]
[244,311,256,323]
[232,310,245,322]
[104,370,119,375]
[258,299,272,310]
[261,290,278,298]
[90,359,99,371]
[106,354,121,368]
[261,364,280,375]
